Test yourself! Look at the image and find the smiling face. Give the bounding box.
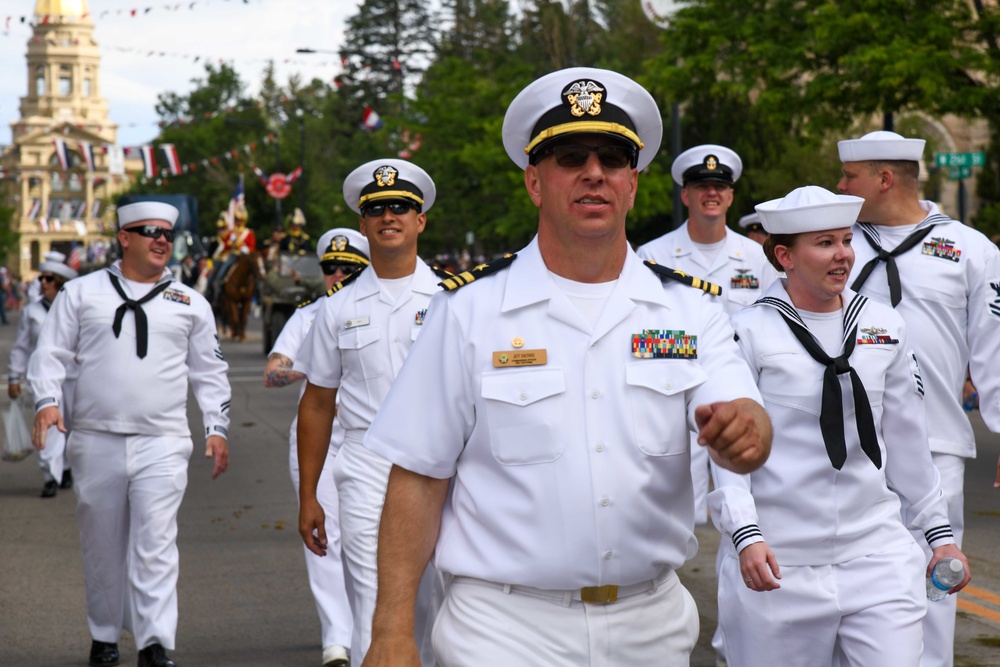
[776,227,855,312]
[681,180,734,228]
[118,218,173,280]
[358,200,426,263]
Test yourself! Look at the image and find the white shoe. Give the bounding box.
[322,644,350,666]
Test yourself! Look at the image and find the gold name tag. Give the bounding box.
[492,349,547,368]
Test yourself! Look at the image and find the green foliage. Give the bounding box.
[0,203,20,265]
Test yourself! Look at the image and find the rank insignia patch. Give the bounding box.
[857,326,899,345]
[922,237,961,262]
[632,329,698,359]
[162,289,191,306]
[730,269,759,290]
[415,309,427,325]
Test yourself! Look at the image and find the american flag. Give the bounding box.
[67,243,82,271]
[226,174,245,229]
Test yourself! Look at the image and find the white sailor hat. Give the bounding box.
[671,144,742,186]
[39,254,78,280]
[838,130,926,162]
[737,212,763,232]
[316,228,370,266]
[755,185,864,235]
[116,201,179,229]
[502,67,662,171]
[343,159,436,215]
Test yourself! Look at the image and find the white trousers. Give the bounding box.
[433,569,699,666]
[69,429,192,650]
[288,432,353,650]
[907,453,965,667]
[719,541,927,667]
[333,439,443,667]
[36,379,74,482]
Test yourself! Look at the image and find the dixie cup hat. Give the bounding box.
[39,254,78,280]
[116,201,180,230]
[316,228,370,266]
[671,144,743,186]
[343,159,436,215]
[838,130,926,162]
[502,66,662,171]
[755,185,864,235]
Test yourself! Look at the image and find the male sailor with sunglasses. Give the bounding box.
[296,159,451,667]
[360,67,772,667]
[29,201,231,667]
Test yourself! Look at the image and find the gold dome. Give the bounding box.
[34,0,89,17]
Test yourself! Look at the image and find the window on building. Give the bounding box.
[35,66,45,96]
[59,77,72,96]
[83,78,92,96]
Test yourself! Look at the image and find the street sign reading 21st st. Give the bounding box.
[935,151,985,168]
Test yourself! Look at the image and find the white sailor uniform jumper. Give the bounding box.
[709,280,955,667]
[28,263,230,650]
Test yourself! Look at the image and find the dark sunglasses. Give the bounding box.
[125,225,175,242]
[361,201,416,218]
[536,143,638,170]
[38,274,57,283]
[321,263,362,276]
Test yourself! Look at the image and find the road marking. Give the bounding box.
[959,585,1000,625]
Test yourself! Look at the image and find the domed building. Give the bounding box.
[0,0,139,278]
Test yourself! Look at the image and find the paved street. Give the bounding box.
[1,307,998,666]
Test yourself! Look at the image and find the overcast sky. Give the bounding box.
[0,0,354,147]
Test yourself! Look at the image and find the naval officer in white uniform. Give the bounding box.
[264,228,369,667]
[361,67,772,667]
[296,160,449,667]
[837,131,1000,667]
[711,186,970,667]
[29,201,231,667]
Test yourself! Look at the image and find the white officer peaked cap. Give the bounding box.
[755,185,864,235]
[43,250,67,263]
[671,144,742,186]
[38,257,78,280]
[838,130,926,162]
[343,159,436,215]
[502,66,662,171]
[317,227,370,266]
[116,201,180,229]
[738,212,763,231]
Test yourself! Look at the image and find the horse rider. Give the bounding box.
[280,208,313,255]
[210,203,256,305]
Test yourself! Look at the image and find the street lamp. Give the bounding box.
[296,48,339,54]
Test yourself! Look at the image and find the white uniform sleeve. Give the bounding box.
[270,305,310,366]
[298,296,343,389]
[685,292,764,428]
[8,306,34,382]
[968,241,1000,432]
[882,332,953,547]
[27,287,79,411]
[187,297,231,440]
[707,315,765,553]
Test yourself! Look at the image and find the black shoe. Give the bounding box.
[89,640,120,666]
[138,643,177,667]
[40,480,58,498]
[60,468,74,489]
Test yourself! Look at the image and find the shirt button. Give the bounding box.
[595,443,605,453]
[604,550,613,560]
[519,392,528,401]
[664,382,673,390]
[591,390,600,399]
[600,496,610,507]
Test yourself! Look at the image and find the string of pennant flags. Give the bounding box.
[3,1,251,31]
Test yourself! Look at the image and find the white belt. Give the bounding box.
[452,568,673,606]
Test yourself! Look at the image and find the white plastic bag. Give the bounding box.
[2,396,35,462]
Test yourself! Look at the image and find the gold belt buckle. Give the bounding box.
[580,584,618,604]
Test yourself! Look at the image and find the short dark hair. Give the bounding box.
[763,232,799,273]
[869,159,920,188]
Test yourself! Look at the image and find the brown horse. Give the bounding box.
[218,253,260,341]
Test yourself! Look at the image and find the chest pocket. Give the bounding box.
[625,360,706,456]
[337,325,383,380]
[481,368,567,465]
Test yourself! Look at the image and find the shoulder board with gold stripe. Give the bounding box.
[439,253,517,291]
[325,265,366,297]
[431,265,455,281]
[296,297,315,309]
[644,260,721,296]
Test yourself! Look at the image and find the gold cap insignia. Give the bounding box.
[705,155,718,171]
[374,165,398,187]
[332,235,348,252]
[563,80,605,118]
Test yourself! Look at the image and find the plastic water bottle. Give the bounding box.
[927,558,964,601]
